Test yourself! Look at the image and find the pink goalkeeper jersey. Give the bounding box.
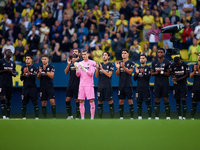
[76,59,96,87]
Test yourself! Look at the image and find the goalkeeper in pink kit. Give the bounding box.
[74,50,96,119]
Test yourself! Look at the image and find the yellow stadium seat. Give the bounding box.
[171,54,181,60]
[180,49,189,60]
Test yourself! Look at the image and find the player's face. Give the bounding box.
[42,57,49,65]
[103,53,109,61]
[25,56,32,64]
[82,52,88,60]
[122,51,128,59]
[73,50,79,58]
[158,50,164,58]
[5,50,12,58]
[140,56,146,64]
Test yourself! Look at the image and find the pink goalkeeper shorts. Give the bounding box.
[78,86,95,100]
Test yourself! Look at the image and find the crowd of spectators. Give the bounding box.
[0,0,200,63]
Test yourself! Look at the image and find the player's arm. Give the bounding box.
[86,63,96,77]
[121,62,133,75]
[37,66,42,80]
[133,67,139,81]
[150,61,159,76]
[95,63,99,77]
[115,61,120,76]
[20,67,25,81]
[11,63,16,77]
[163,62,171,77]
[65,58,71,75]
[46,66,55,79]
[190,65,197,79]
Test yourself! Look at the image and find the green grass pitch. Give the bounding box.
[0,119,199,150]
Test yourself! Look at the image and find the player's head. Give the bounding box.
[140,54,147,64]
[5,49,12,58]
[25,54,33,65]
[103,51,110,62]
[41,55,49,65]
[82,50,88,61]
[157,48,165,58]
[121,49,129,59]
[174,56,181,66]
[73,49,80,58]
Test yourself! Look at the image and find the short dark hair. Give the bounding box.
[25,54,33,59]
[140,54,146,58]
[82,50,88,53]
[158,48,165,53]
[73,49,81,53]
[122,48,129,53]
[174,56,180,63]
[41,54,49,58]
[103,51,110,57]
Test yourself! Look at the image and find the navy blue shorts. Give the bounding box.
[22,87,38,105]
[173,84,187,99]
[97,88,113,101]
[136,89,151,102]
[66,86,79,99]
[154,85,169,99]
[118,87,133,100]
[0,86,12,100]
[40,87,55,101]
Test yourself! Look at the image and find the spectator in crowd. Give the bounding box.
[129,10,143,31]
[5,23,19,44]
[105,20,117,39]
[182,21,193,49]
[147,23,160,50]
[84,10,97,29]
[89,35,100,51]
[71,33,79,47]
[188,38,200,61]
[183,0,194,17]
[34,13,43,28]
[148,45,158,61]
[133,2,142,17]
[127,25,140,47]
[113,32,125,60]
[42,6,50,19]
[50,20,62,39]
[92,45,103,62]
[51,42,61,62]
[120,0,132,21]
[80,35,89,50]
[64,3,74,18]
[186,31,196,48]
[0,39,5,59]
[63,21,75,39]
[19,16,31,37]
[93,4,102,25]
[41,35,50,48]
[160,1,171,20]
[142,10,154,41]
[175,21,184,50]
[44,11,56,29]
[88,24,99,41]
[99,12,108,39]
[169,10,180,25]
[1,13,12,37]
[42,42,52,62]
[162,17,173,48]
[109,4,120,23]
[169,4,180,18]
[77,22,88,41]
[101,33,112,54]
[13,33,27,47]
[39,22,50,49]
[34,3,42,18]
[51,30,62,48]
[102,5,110,19]
[75,11,85,29]
[15,0,25,14]
[142,3,150,17]
[129,39,142,61]
[27,27,40,54]
[21,2,34,21]
[61,36,71,57]
[86,0,98,10]
[191,11,200,30]
[83,3,89,17]
[5,0,14,19]
[116,14,128,38]
[142,43,151,60]
[194,20,200,40]
[54,3,64,24]
[168,0,176,10]
[12,12,21,30]
[33,50,41,63]
[2,39,15,60]
[15,39,25,64]
[99,0,110,10]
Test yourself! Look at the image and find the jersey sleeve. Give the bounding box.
[20,66,25,81]
[87,61,96,77]
[109,63,114,72]
[151,61,155,72]
[50,65,55,72]
[13,63,16,73]
[130,61,135,70]
[143,66,151,80]
[169,64,174,75]
[191,65,194,72]
[185,63,190,74]
[165,60,171,72]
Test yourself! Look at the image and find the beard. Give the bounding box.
[73,54,79,58]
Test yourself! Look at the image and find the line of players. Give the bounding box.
[0,48,200,120]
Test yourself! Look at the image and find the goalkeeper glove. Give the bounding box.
[79,62,88,73]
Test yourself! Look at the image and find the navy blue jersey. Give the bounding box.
[191,64,200,90]
[67,58,83,87]
[39,64,55,89]
[98,62,114,89]
[20,65,37,88]
[134,65,150,90]
[0,58,16,87]
[170,61,189,85]
[119,60,134,88]
[151,58,171,86]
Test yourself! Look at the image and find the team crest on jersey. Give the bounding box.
[127,64,129,67]
[162,64,165,67]
[181,66,184,70]
[31,68,33,72]
[107,66,109,69]
[145,69,147,72]
[47,68,50,71]
[87,63,89,66]
[11,63,13,67]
